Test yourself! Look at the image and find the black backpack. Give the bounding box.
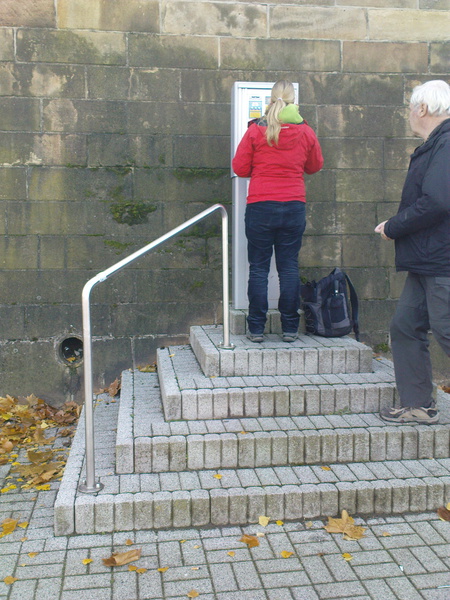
[301,268,359,340]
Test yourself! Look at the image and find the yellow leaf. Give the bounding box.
[82,558,92,565]
[187,591,199,598]
[305,521,313,528]
[128,565,137,571]
[240,534,260,548]
[227,551,235,557]
[18,522,28,529]
[256,532,265,537]
[1,518,18,535]
[193,545,200,549]
[342,553,353,561]
[239,431,248,435]
[276,520,284,526]
[280,551,294,558]
[258,515,270,527]
[20,537,28,542]
[136,568,147,574]
[180,539,186,543]
[382,532,391,537]
[213,474,222,480]
[446,502,450,511]
[3,576,18,585]
[191,567,200,571]
[158,567,169,572]
[35,484,51,491]
[28,553,39,558]
[321,466,331,471]
[125,539,133,546]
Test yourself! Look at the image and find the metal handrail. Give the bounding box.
[78,203,233,494]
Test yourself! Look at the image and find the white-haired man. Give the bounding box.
[375,79,450,424]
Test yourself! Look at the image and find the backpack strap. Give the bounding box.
[343,273,360,341]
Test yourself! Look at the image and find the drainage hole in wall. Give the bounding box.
[59,336,83,366]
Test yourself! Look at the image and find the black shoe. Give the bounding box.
[282,332,298,343]
[247,332,264,343]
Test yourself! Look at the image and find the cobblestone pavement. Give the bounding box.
[1,458,450,599]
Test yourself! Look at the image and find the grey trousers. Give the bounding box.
[390,273,450,408]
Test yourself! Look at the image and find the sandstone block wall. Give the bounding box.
[0,0,449,404]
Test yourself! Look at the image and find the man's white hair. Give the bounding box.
[410,80,450,116]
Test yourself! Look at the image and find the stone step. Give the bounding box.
[60,464,450,535]
[55,390,450,535]
[158,343,396,421]
[116,371,446,475]
[54,369,450,536]
[190,325,374,377]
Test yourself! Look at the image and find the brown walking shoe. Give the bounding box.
[380,405,439,425]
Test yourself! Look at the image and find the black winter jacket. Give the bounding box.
[384,118,450,276]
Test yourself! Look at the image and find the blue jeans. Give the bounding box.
[245,201,306,334]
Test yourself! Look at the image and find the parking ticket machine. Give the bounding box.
[231,81,299,309]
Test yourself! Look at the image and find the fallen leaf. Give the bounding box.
[103,548,142,567]
[213,473,222,480]
[258,515,270,527]
[3,576,18,585]
[1,518,18,535]
[382,532,391,537]
[137,363,157,373]
[125,539,133,546]
[324,510,366,540]
[437,506,450,522]
[280,550,294,558]
[276,520,284,526]
[128,565,137,571]
[240,534,259,548]
[227,551,235,557]
[191,567,200,571]
[28,552,39,558]
[321,466,331,471]
[187,591,199,598]
[136,568,147,574]
[82,558,92,565]
[193,545,200,549]
[256,532,265,537]
[342,553,353,561]
[180,539,186,543]
[158,567,169,572]
[18,522,28,529]
[305,521,313,529]
[27,450,53,464]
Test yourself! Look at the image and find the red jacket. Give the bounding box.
[232,121,324,203]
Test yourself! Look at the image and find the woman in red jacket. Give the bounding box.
[232,80,324,342]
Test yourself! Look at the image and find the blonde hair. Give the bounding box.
[265,80,296,146]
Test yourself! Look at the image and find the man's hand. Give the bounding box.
[375,221,393,241]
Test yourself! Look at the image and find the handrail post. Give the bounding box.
[78,203,234,494]
[218,206,234,349]
[78,279,104,494]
